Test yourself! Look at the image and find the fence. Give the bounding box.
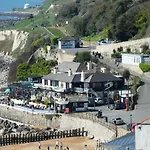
[0,128,87,146]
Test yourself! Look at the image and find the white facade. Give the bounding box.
[58,40,75,49]
[24,4,30,9]
[122,53,143,65]
[135,124,150,150]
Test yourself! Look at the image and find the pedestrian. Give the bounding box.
[55,140,59,149]
[66,147,69,150]
[38,142,41,149]
[47,145,50,150]
[59,142,63,149]
[83,144,87,150]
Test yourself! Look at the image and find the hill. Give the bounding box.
[56,0,150,41]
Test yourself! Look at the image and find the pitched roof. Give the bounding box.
[56,61,86,73]
[104,132,135,150]
[58,36,76,41]
[42,73,75,83]
[84,71,121,83]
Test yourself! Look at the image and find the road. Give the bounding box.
[95,57,150,125]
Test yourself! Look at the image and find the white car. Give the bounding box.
[112,118,124,125]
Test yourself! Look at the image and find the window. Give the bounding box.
[52,81,59,87]
[66,83,70,88]
[44,80,48,85]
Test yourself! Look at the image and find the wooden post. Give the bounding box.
[69,130,72,137]
[82,127,84,136]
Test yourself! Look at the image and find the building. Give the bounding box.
[103,132,135,150]
[135,124,150,150]
[41,62,123,93]
[58,36,82,49]
[122,53,150,66]
[24,3,30,9]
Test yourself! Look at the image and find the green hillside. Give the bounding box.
[56,0,150,41]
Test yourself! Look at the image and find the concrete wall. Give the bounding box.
[0,105,61,128]
[59,115,115,141]
[135,125,150,150]
[0,106,115,141]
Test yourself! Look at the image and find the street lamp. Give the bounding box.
[130,114,132,131]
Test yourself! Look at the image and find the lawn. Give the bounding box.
[48,27,64,37]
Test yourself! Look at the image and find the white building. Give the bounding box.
[135,124,150,150]
[122,53,150,66]
[24,4,30,9]
[58,37,76,49]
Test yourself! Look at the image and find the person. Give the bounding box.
[55,140,59,149]
[59,142,63,150]
[83,145,87,150]
[47,145,50,150]
[38,142,41,149]
[66,147,69,150]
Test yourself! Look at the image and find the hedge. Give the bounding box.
[139,63,150,72]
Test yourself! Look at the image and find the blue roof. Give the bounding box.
[104,132,135,149]
[116,143,135,150]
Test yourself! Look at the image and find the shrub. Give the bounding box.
[139,63,150,72]
[111,52,121,58]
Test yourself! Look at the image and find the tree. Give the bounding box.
[123,69,130,81]
[16,62,30,81]
[73,51,91,63]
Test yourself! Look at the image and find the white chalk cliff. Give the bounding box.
[0,30,29,53]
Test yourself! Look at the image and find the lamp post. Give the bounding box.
[130,114,132,131]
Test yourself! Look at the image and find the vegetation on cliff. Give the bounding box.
[56,0,150,41]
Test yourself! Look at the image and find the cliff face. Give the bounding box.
[0,30,29,55]
[0,30,29,89]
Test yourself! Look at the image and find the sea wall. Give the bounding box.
[0,105,115,141]
[0,105,61,128]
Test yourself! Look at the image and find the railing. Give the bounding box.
[0,128,87,146]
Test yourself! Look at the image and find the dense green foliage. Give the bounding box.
[139,63,150,72]
[123,69,130,81]
[56,0,150,41]
[73,51,91,63]
[16,57,57,81]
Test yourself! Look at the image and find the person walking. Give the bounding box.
[59,142,63,150]
[66,147,69,150]
[38,142,41,149]
[47,145,50,150]
[55,140,59,149]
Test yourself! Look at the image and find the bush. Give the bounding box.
[139,63,150,72]
[111,52,121,58]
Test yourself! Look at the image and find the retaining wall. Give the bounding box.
[0,105,115,141]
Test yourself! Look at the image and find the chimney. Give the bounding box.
[87,61,92,70]
[81,70,85,82]
[101,67,107,73]
[68,68,72,76]
[53,67,57,74]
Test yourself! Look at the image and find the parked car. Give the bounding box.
[112,117,124,125]
[95,97,105,105]
[114,101,126,110]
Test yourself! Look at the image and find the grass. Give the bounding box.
[82,27,110,41]
[53,0,74,5]
[47,27,65,37]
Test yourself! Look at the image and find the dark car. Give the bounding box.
[114,102,126,110]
